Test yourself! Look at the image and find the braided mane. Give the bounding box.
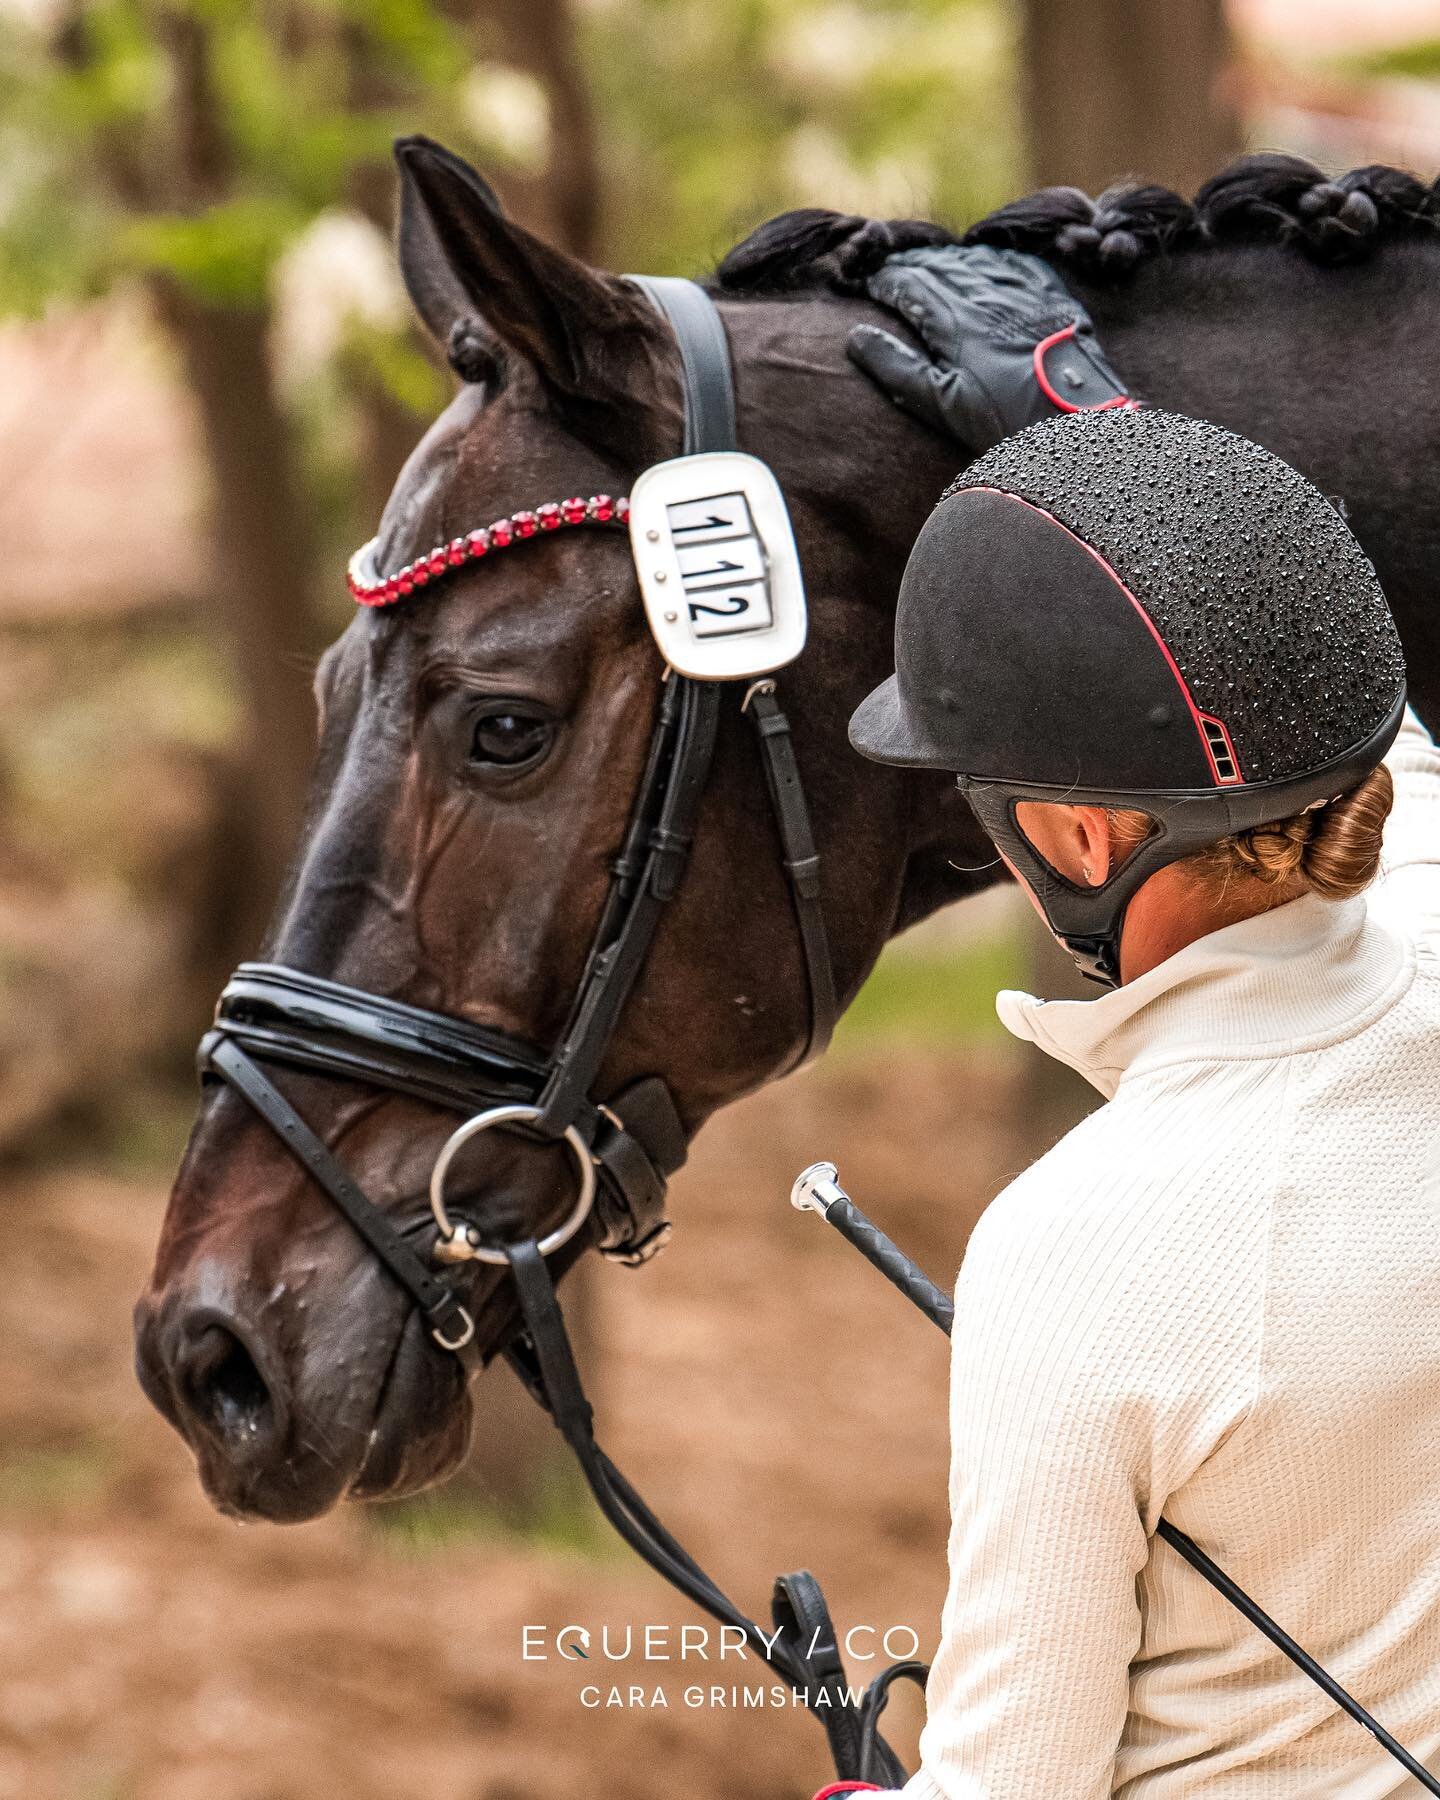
[714,152,1440,293]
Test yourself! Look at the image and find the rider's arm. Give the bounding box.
[903,1137,1265,1800]
[1368,705,1440,942]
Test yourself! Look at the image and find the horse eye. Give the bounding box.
[469,709,552,768]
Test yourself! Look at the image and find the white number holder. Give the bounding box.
[628,451,808,680]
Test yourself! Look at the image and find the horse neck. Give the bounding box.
[720,290,960,601]
[713,291,998,988]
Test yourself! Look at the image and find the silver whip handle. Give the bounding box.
[790,1161,954,1334]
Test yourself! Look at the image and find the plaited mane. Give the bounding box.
[710,151,1440,297]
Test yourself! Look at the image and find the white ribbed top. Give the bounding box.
[894,710,1440,1799]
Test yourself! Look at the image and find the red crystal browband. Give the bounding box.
[346,494,631,608]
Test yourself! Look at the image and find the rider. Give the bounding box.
[823,249,1440,1795]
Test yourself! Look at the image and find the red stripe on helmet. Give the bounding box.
[965,486,1244,787]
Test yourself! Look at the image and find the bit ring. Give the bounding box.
[429,1104,597,1266]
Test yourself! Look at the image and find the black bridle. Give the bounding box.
[204,274,836,1296]
[198,279,911,1783]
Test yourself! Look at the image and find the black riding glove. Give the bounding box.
[846,244,1134,453]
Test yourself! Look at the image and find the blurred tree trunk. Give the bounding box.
[157,7,321,994]
[1020,0,1240,197]
[155,289,320,985]
[483,0,602,258]
[340,24,447,526]
[342,0,601,525]
[55,3,324,1001]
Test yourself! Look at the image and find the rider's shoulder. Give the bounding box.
[961,1101,1270,1324]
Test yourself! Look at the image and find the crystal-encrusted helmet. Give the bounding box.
[850,408,1406,983]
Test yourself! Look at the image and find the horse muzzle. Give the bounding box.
[133,1240,473,1522]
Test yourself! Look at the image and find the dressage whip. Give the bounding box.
[790,1160,1440,1796]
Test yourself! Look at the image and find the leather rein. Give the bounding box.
[198,280,913,1784]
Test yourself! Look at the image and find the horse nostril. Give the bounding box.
[180,1323,275,1449]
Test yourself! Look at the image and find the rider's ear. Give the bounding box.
[394,135,670,461]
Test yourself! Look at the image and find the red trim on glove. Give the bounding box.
[1032,322,1138,415]
[811,1785,882,1799]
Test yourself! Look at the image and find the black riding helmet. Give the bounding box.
[850,408,1407,985]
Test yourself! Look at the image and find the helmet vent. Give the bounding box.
[1199,713,1242,785]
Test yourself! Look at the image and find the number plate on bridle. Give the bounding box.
[628,451,808,679]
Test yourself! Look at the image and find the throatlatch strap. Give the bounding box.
[746,683,837,1064]
[209,1039,480,1371]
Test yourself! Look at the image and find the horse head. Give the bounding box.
[133,137,982,1522]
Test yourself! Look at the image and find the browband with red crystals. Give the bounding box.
[346,494,631,608]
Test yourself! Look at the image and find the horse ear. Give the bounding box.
[393,135,665,455]
[395,140,496,358]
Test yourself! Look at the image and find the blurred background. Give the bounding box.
[0,1,1437,1795]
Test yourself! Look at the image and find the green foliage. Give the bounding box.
[332,0,470,86]
[0,0,476,557]
[0,1440,114,1516]
[588,0,1018,274]
[341,314,450,417]
[1,0,1018,309]
[119,195,306,301]
[69,1775,138,1800]
[48,1,164,135]
[0,0,1019,608]
[833,925,1024,1050]
[0,0,469,310]
[1334,37,1440,81]
[369,1462,623,1560]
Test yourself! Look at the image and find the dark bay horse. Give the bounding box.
[135,140,1440,1522]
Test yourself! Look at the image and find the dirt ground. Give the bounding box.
[0,1046,1035,1800]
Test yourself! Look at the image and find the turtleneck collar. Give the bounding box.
[996,893,1415,1100]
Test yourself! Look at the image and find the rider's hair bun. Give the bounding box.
[1111,758,1394,902]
